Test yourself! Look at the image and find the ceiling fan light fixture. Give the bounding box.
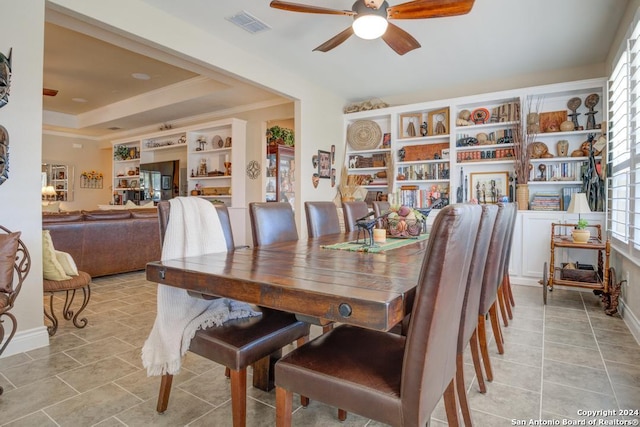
[352,15,388,39]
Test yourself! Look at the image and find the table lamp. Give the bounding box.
[42,185,57,201]
[567,192,591,243]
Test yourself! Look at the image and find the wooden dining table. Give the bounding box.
[145,232,430,332]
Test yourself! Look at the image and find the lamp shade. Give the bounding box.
[566,193,591,214]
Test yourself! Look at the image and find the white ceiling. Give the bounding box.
[43,0,630,138]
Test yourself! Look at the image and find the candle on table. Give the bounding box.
[373,228,387,243]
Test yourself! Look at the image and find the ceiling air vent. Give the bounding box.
[226,11,271,34]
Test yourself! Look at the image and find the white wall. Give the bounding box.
[0,0,50,355]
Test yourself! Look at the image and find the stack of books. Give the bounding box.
[530,192,561,211]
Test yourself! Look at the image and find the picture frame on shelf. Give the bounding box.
[318,150,331,179]
[427,108,450,136]
[539,111,568,133]
[382,133,391,148]
[469,171,509,204]
[161,175,172,190]
[441,148,450,159]
[399,113,422,139]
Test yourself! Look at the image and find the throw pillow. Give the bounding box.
[55,250,79,276]
[42,201,60,213]
[42,230,71,281]
[0,231,20,293]
[125,200,137,208]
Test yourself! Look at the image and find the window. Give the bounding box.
[609,17,640,259]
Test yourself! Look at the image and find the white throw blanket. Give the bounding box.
[142,197,260,376]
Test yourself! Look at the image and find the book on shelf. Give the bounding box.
[530,192,561,211]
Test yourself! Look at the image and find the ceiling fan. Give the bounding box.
[269,0,474,55]
[43,88,58,96]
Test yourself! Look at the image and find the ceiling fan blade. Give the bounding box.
[388,0,475,19]
[381,23,420,55]
[270,1,355,16]
[43,88,58,96]
[313,27,355,52]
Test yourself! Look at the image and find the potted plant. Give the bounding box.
[572,218,590,243]
[114,145,130,161]
[266,126,295,146]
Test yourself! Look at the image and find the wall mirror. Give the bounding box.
[42,162,74,201]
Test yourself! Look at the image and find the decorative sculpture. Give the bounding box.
[0,48,11,108]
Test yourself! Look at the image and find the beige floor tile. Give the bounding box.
[544,341,605,370]
[44,383,141,426]
[605,360,640,389]
[0,377,78,424]
[544,326,598,349]
[541,381,617,420]
[1,352,81,388]
[3,411,58,427]
[57,356,139,393]
[468,381,541,421]
[543,359,612,394]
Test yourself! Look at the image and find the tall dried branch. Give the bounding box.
[513,96,542,185]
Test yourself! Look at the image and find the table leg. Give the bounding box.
[252,349,282,391]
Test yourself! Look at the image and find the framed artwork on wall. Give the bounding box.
[469,171,509,204]
[318,150,331,179]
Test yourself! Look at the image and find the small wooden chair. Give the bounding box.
[0,225,31,396]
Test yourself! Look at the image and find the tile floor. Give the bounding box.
[0,272,639,426]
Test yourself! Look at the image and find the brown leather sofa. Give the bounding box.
[42,209,161,277]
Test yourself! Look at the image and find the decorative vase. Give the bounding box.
[557,140,569,157]
[572,229,590,243]
[516,184,529,210]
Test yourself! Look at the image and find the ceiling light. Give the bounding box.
[131,73,151,80]
[352,1,388,40]
[72,98,87,103]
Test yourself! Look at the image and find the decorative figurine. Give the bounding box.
[584,93,600,130]
[567,97,582,130]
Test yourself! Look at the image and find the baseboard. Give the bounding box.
[0,326,49,358]
[620,299,640,345]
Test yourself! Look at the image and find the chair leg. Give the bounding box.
[295,335,311,408]
[477,315,493,381]
[230,368,247,427]
[469,329,486,393]
[225,367,231,378]
[489,303,504,354]
[496,285,509,327]
[338,409,347,421]
[501,277,513,319]
[156,374,173,413]
[44,293,59,336]
[70,286,91,329]
[276,386,293,427]
[505,271,515,307]
[443,378,460,427]
[456,353,473,427]
[322,323,334,334]
[0,312,17,356]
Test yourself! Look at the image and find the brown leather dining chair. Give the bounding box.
[0,226,30,396]
[477,202,515,383]
[274,204,482,427]
[154,201,310,427]
[498,201,518,324]
[455,204,498,426]
[249,202,299,246]
[304,201,341,238]
[371,200,391,228]
[341,200,369,232]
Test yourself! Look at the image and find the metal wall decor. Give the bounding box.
[0,48,11,108]
[246,160,260,179]
[0,125,8,185]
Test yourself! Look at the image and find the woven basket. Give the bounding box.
[383,217,424,238]
[347,120,382,150]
